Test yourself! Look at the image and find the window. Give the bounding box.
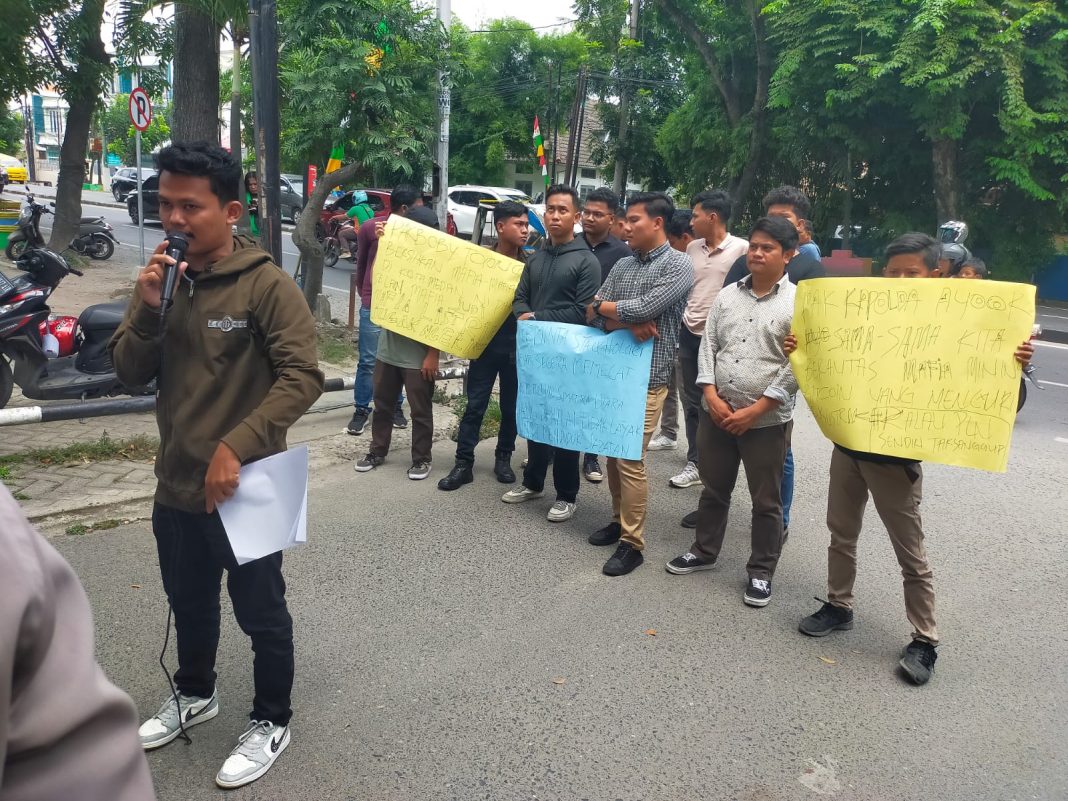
[580,168,596,179]
[450,191,479,207]
[366,194,385,212]
[515,181,533,197]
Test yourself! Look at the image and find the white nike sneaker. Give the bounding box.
[215,720,291,789]
[138,689,219,750]
[647,433,678,451]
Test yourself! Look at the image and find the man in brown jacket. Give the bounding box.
[111,142,323,790]
[0,485,156,801]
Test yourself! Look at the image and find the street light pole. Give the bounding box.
[434,0,451,230]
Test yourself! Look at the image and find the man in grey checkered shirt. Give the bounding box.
[585,192,694,577]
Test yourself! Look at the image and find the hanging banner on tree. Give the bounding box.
[370,215,525,359]
[790,278,1036,472]
[516,322,653,460]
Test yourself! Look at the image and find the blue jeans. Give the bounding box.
[781,446,794,528]
[354,305,403,412]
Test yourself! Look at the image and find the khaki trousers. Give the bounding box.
[826,448,939,645]
[607,386,668,550]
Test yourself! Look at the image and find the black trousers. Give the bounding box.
[153,503,294,726]
[524,441,580,503]
[455,351,518,465]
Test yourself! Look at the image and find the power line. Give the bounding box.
[466,19,579,33]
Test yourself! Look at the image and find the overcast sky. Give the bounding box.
[448,0,577,30]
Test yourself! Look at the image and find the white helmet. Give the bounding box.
[938,220,968,245]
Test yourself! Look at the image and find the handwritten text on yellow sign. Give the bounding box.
[790,278,1035,472]
[370,215,525,359]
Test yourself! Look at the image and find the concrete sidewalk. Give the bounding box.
[0,360,463,529]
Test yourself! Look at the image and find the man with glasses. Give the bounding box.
[577,187,632,483]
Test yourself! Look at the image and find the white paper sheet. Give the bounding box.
[217,446,308,565]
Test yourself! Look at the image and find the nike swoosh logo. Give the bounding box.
[184,703,210,722]
[270,733,285,754]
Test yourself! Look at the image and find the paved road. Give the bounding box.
[53,346,1068,800]
[7,185,357,303]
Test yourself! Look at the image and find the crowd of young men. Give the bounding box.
[344,179,1036,691]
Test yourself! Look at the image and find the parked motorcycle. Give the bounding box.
[0,246,150,409]
[4,195,120,261]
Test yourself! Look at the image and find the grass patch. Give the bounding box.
[0,465,12,481]
[448,395,502,442]
[65,518,123,536]
[0,433,158,471]
[316,325,357,366]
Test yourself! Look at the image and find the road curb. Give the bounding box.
[1042,328,1068,345]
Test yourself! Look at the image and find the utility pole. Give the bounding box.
[612,0,639,199]
[434,0,451,230]
[551,61,562,184]
[563,68,583,186]
[248,0,283,264]
[570,70,588,188]
[22,98,37,184]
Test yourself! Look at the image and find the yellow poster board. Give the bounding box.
[790,278,1035,472]
[370,215,526,359]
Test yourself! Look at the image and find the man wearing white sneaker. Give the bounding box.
[111,143,322,790]
[667,190,748,491]
[504,184,601,522]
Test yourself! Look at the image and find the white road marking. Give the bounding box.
[1035,340,1068,351]
[1055,437,1068,445]
[1038,312,1068,321]
[1041,380,1068,389]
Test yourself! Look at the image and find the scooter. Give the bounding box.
[4,195,120,261]
[0,245,150,409]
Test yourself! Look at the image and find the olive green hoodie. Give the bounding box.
[110,236,324,513]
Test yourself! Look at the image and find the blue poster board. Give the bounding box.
[516,321,653,460]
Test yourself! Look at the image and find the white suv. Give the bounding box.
[447,185,535,238]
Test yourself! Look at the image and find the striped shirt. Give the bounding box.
[697,273,798,428]
[593,242,694,387]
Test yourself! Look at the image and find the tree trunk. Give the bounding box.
[931,138,960,223]
[230,30,250,233]
[841,146,853,250]
[172,4,221,143]
[47,0,109,251]
[295,161,362,309]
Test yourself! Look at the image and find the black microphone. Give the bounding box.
[160,232,189,316]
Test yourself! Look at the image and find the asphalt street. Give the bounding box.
[53,343,1068,801]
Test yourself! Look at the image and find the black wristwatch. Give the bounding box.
[592,299,604,316]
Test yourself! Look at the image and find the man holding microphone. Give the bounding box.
[111,141,323,789]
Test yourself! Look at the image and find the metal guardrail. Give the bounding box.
[0,367,469,427]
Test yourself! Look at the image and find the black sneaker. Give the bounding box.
[345,409,370,435]
[798,598,854,637]
[583,456,603,483]
[899,640,937,685]
[588,521,621,546]
[354,453,383,473]
[437,463,473,491]
[494,454,516,484]
[393,405,408,429]
[680,510,699,529]
[665,551,714,575]
[602,543,643,576]
[743,577,772,607]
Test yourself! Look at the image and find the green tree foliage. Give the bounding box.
[278,0,448,185]
[767,0,1068,278]
[0,108,24,157]
[96,94,171,167]
[448,20,587,186]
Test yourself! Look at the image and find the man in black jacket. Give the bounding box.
[503,185,601,523]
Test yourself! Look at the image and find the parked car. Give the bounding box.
[127,173,161,224]
[319,188,391,228]
[110,167,156,202]
[447,185,534,238]
[0,154,28,184]
[278,174,305,224]
[282,173,304,201]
